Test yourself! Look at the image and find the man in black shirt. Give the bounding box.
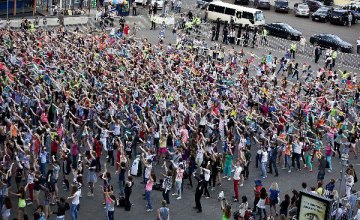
[193,174,205,213]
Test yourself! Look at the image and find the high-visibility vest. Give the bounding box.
[332,51,337,59]
[262,29,268,37]
[290,43,296,51]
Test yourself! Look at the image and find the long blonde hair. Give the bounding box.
[270,182,279,191]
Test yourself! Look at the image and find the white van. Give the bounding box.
[207,1,265,27]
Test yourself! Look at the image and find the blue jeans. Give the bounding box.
[326,156,332,170]
[261,162,267,177]
[223,164,232,177]
[175,180,182,197]
[71,203,79,220]
[145,191,152,209]
[119,180,125,197]
[108,210,114,220]
[40,162,46,176]
[284,155,291,171]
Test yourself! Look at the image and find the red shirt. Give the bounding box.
[51,141,58,153]
[94,138,102,157]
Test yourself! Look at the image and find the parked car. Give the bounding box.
[294,3,310,17]
[151,0,164,9]
[198,0,219,9]
[274,0,289,13]
[234,0,249,5]
[263,22,302,40]
[311,7,331,22]
[305,0,323,12]
[254,0,271,9]
[329,9,356,26]
[343,3,360,21]
[310,33,353,53]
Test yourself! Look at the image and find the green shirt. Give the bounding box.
[222,214,230,220]
[225,154,233,166]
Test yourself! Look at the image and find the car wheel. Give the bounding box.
[286,35,292,40]
[312,17,315,21]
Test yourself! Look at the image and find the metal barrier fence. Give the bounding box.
[266,36,360,70]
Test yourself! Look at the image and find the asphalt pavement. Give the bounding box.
[4,4,360,220]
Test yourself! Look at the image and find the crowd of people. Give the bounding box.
[0,3,359,220]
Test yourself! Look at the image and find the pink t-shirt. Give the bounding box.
[146,180,153,192]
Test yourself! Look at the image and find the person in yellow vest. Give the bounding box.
[261,27,268,46]
[290,42,296,59]
[29,21,35,33]
[331,50,337,68]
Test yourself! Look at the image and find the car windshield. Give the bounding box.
[283,24,295,31]
[277,1,288,6]
[330,35,342,42]
[299,5,309,9]
[255,11,265,21]
[317,8,328,13]
[332,11,344,16]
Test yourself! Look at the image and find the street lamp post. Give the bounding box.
[6,0,9,20]
[335,153,349,220]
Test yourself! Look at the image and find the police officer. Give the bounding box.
[150,15,156,30]
[261,27,268,46]
[314,45,321,63]
[290,42,297,59]
[331,50,337,68]
[211,25,216,41]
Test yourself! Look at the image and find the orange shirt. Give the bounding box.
[284,144,292,156]
[10,124,18,137]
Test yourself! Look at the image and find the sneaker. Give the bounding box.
[223,176,228,179]
[288,170,291,173]
[146,209,153,212]
[309,169,313,172]
[87,192,94,197]
[172,193,178,196]
[27,201,33,205]
[176,197,182,200]
[328,170,332,173]
[281,167,286,170]
[240,184,243,187]
[211,188,215,191]
[205,196,210,199]
[228,178,231,181]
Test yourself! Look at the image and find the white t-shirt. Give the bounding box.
[233,166,243,180]
[261,151,268,163]
[131,159,139,176]
[72,191,81,205]
[113,124,121,136]
[196,148,204,161]
[203,168,211,181]
[293,142,302,154]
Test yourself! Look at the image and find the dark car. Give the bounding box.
[344,3,360,20]
[197,0,216,8]
[310,33,353,52]
[304,0,323,12]
[254,0,271,9]
[263,22,302,40]
[329,9,356,26]
[274,0,289,12]
[234,0,249,5]
[311,7,331,22]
